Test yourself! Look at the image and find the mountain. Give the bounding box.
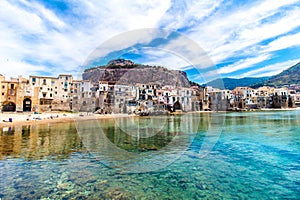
[83,59,191,87]
[261,62,300,87]
[207,61,300,89]
[206,77,270,90]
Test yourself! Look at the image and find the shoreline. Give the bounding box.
[0,108,299,129]
[0,112,135,129]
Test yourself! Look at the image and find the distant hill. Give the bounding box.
[207,61,300,89]
[83,59,191,87]
[260,62,300,87]
[206,77,270,90]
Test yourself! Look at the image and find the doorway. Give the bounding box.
[23,98,32,112]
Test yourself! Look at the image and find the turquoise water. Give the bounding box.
[0,111,299,199]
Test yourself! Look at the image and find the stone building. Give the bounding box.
[71,80,98,112]
[28,74,73,112]
[0,75,28,112]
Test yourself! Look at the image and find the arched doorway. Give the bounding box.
[23,98,32,112]
[3,102,16,112]
[173,101,182,111]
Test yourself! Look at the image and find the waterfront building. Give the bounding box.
[208,91,228,111]
[29,74,73,112]
[272,87,289,108]
[295,92,300,107]
[190,86,203,111]
[1,71,297,113]
[0,75,28,112]
[71,80,98,112]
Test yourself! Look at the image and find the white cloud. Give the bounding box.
[156,35,214,69]
[83,29,173,66]
[139,48,192,70]
[0,1,44,33]
[0,0,299,80]
[218,54,271,75]
[242,59,300,77]
[18,0,66,29]
[160,0,223,30]
[0,59,48,78]
[262,32,300,52]
[0,0,172,78]
[187,0,300,64]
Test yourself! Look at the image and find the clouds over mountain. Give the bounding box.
[0,0,299,83]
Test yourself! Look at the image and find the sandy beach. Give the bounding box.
[0,108,299,129]
[0,112,133,128]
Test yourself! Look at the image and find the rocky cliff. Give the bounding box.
[82,59,191,87]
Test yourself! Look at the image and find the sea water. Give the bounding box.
[0,111,299,199]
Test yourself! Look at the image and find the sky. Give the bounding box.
[0,0,300,83]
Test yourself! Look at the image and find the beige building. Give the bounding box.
[28,74,73,112]
[0,75,28,112]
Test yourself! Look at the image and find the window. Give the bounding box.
[11,84,14,89]
[50,93,52,98]
[43,79,46,85]
[9,90,15,96]
[83,101,87,106]
[2,85,4,89]
[32,77,36,82]
[40,99,52,105]
[66,76,68,81]
[55,91,57,94]
[82,93,84,98]
[2,92,4,96]
[51,81,55,85]
[64,89,68,92]
[43,93,46,98]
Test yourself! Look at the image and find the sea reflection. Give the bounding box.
[0,123,83,160]
[0,113,220,164]
[74,113,221,173]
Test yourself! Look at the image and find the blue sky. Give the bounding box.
[0,0,300,83]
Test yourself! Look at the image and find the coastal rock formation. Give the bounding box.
[82,59,191,87]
